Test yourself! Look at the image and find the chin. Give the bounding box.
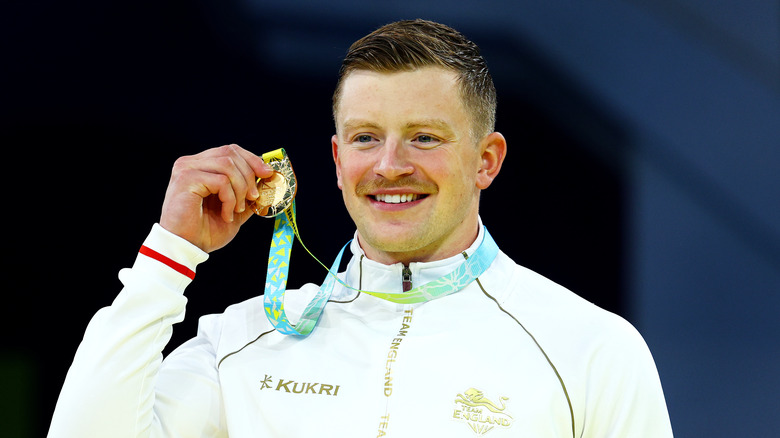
[367,234,417,253]
[361,225,437,256]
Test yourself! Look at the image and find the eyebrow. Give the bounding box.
[404,119,455,136]
[341,119,382,133]
[341,118,456,136]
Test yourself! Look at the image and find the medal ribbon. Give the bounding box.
[264,206,499,336]
[260,149,499,336]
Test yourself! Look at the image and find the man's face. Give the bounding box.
[332,67,485,265]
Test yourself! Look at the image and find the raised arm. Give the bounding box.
[48,145,272,438]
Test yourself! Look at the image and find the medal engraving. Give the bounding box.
[251,150,297,218]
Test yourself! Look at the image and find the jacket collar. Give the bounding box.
[331,218,486,301]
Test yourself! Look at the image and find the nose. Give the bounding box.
[373,138,414,180]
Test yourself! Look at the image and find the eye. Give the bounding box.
[349,133,379,148]
[412,134,442,148]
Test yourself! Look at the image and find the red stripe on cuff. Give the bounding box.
[139,245,196,280]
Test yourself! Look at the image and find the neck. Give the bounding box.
[356,221,481,266]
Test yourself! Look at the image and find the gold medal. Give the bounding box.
[250,149,297,218]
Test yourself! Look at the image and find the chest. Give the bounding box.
[217,294,575,437]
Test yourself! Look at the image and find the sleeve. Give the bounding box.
[47,224,224,438]
[580,317,674,438]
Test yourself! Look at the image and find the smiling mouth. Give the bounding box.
[372,193,425,204]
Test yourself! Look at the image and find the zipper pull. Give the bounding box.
[402,266,412,292]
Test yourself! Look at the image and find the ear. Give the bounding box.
[476,132,507,190]
[332,134,343,190]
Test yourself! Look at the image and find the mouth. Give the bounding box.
[371,193,427,204]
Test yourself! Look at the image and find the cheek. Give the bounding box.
[339,166,361,189]
[430,154,477,188]
[336,159,369,192]
[439,164,480,205]
[339,151,376,183]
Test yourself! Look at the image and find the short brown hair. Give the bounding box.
[332,19,497,140]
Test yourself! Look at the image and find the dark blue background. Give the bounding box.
[3,1,778,436]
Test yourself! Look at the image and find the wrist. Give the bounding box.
[135,224,210,286]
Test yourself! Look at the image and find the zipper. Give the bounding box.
[402,266,412,292]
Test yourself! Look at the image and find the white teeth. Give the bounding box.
[375,193,420,203]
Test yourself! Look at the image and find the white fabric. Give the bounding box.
[49,223,673,437]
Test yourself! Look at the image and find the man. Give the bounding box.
[49,19,673,437]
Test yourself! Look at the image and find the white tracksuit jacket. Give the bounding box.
[49,223,673,437]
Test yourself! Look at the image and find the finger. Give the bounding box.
[196,144,273,204]
[232,145,275,180]
[188,146,258,213]
[193,144,274,181]
[185,170,239,223]
[228,145,277,205]
[216,177,239,222]
[218,144,263,205]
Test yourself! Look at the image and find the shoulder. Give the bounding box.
[483,251,650,356]
[193,294,267,362]
[484,252,669,419]
[481,251,597,313]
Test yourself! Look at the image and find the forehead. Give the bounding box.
[335,67,469,130]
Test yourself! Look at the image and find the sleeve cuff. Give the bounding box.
[131,224,210,290]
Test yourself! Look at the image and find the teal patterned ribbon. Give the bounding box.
[264,209,498,336]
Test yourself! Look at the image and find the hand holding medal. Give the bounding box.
[159,144,274,253]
